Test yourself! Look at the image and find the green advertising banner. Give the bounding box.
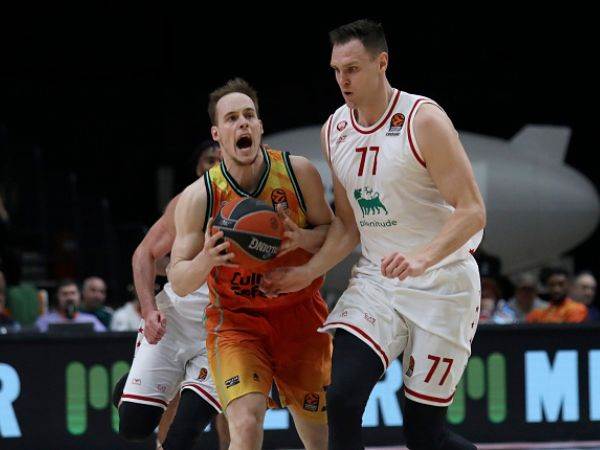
[1,325,599,449]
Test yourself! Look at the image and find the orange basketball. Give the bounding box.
[211,197,284,269]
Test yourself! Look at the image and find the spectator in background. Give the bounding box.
[35,280,106,332]
[4,253,42,327]
[110,284,142,331]
[527,267,588,323]
[492,273,548,324]
[80,276,113,329]
[1,269,20,332]
[570,271,599,321]
[479,277,503,323]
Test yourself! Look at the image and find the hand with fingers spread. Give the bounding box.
[202,217,239,270]
[277,205,329,257]
[143,310,167,344]
[380,252,428,281]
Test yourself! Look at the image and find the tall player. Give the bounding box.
[169,78,333,450]
[115,140,229,450]
[262,20,485,450]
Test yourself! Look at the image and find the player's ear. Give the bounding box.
[379,51,388,73]
[258,119,264,136]
[211,125,220,142]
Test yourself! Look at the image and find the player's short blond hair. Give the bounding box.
[208,78,259,125]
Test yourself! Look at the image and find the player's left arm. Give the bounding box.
[277,156,334,256]
[382,104,486,280]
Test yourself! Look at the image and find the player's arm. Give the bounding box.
[132,197,177,318]
[130,197,178,343]
[277,156,334,255]
[381,104,486,279]
[261,123,360,294]
[168,179,235,297]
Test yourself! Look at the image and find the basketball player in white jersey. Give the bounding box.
[261,20,485,449]
[113,140,230,450]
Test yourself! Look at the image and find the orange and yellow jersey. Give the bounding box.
[204,146,324,311]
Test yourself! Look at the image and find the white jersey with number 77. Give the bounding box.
[325,89,483,275]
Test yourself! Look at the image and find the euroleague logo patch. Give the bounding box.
[271,188,289,211]
[303,393,320,412]
[198,368,208,381]
[337,120,348,132]
[386,113,405,136]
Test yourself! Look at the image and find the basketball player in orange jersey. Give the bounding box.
[114,140,231,450]
[262,20,485,450]
[168,78,334,450]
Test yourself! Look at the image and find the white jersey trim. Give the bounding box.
[319,321,389,372]
[181,382,222,413]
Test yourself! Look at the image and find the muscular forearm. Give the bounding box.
[305,217,360,277]
[419,206,485,268]
[132,249,159,318]
[168,253,212,297]
[300,224,330,254]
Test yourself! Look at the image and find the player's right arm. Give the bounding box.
[131,197,178,343]
[168,179,235,297]
[261,121,360,294]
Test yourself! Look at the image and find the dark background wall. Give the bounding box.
[0,10,595,299]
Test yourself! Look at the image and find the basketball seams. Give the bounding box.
[228,198,274,221]
[231,209,280,229]
[213,227,282,243]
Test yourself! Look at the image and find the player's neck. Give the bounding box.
[226,148,266,192]
[354,81,394,127]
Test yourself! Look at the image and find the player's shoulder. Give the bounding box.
[288,154,319,179]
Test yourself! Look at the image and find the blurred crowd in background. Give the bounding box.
[1,180,597,334]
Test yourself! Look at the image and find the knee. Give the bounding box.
[118,402,163,441]
[300,425,328,450]
[229,411,262,440]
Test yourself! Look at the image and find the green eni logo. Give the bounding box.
[354,187,388,217]
[354,187,398,228]
[447,353,507,424]
[65,361,130,435]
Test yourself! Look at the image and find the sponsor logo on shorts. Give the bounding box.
[156,383,168,393]
[337,120,347,132]
[386,113,405,136]
[406,356,415,377]
[198,368,208,381]
[225,375,240,389]
[303,393,320,412]
[364,312,376,325]
[132,378,141,385]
